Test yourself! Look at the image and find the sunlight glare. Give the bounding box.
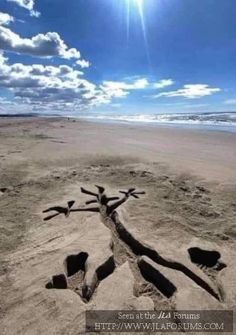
[135,0,144,9]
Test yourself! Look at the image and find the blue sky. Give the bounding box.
[0,0,236,116]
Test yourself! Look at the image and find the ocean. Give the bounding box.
[81,111,236,133]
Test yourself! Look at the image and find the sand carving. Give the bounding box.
[43,185,226,303]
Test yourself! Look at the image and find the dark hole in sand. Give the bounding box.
[46,274,67,289]
[66,252,89,277]
[112,213,220,300]
[45,281,53,289]
[96,256,116,281]
[138,258,177,298]
[188,247,226,270]
[82,256,116,302]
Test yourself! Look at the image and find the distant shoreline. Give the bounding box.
[78,117,236,134]
[1,110,236,133]
[1,114,236,134]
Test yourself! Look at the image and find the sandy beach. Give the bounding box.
[0,117,236,334]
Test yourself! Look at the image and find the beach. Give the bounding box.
[0,117,236,334]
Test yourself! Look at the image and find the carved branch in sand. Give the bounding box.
[43,185,145,221]
[43,185,223,303]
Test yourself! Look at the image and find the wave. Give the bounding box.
[82,112,236,127]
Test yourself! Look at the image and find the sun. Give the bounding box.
[135,0,144,8]
[126,0,145,11]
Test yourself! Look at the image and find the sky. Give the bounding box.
[0,0,236,116]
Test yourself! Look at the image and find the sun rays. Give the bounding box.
[125,0,150,64]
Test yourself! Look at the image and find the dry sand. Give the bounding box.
[0,117,236,334]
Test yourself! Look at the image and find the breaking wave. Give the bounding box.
[82,112,236,127]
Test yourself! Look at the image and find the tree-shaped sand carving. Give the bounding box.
[43,185,223,302]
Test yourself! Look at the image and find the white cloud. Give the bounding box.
[131,78,149,89]
[7,0,40,17]
[0,12,89,66]
[154,79,174,89]
[0,26,83,59]
[223,99,236,105]
[96,78,149,104]
[101,78,148,91]
[154,84,221,99]
[0,12,14,26]
[82,78,149,107]
[0,54,95,108]
[0,51,8,64]
[0,55,148,113]
[76,59,90,68]
[0,96,14,104]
